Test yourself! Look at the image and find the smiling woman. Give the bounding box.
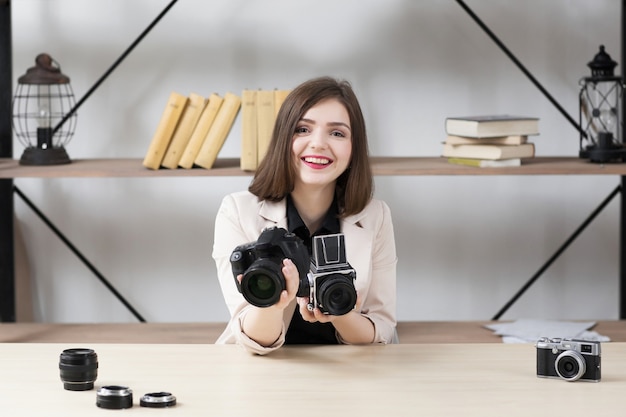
[291,98,353,213]
[212,76,398,355]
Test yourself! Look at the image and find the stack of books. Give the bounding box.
[142,91,242,170]
[441,115,539,167]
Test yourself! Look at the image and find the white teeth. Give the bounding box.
[303,157,330,165]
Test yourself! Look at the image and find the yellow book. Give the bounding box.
[142,91,188,170]
[444,135,528,146]
[161,93,206,169]
[274,89,290,118]
[256,89,275,165]
[194,92,241,169]
[447,157,522,167]
[442,142,535,160]
[240,89,258,171]
[178,93,224,169]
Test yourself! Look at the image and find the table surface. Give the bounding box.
[1,342,623,416]
[1,321,625,344]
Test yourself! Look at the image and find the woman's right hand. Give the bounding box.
[274,258,300,310]
[236,258,300,311]
[238,258,301,347]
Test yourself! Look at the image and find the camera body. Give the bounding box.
[230,228,357,316]
[297,233,357,316]
[536,337,601,382]
[230,227,309,307]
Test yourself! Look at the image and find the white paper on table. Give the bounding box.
[483,319,611,343]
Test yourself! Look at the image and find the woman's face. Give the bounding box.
[291,98,352,191]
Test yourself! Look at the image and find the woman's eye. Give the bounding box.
[331,130,347,138]
[295,126,309,134]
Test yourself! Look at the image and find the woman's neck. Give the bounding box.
[290,184,335,233]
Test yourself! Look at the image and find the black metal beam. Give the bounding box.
[455,0,586,139]
[0,0,15,322]
[53,0,179,134]
[13,186,146,322]
[619,0,626,319]
[493,185,622,320]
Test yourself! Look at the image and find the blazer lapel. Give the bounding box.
[341,212,373,281]
[258,199,288,230]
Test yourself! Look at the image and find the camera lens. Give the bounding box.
[556,350,586,381]
[96,385,133,409]
[317,274,357,316]
[249,274,276,300]
[241,260,285,307]
[59,348,98,391]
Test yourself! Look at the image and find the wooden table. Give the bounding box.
[1,321,625,344]
[1,342,623,416]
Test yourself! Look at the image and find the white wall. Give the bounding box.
[11,0,622,323]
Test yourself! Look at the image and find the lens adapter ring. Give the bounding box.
[140,392,177,408]
[96,385,133,409]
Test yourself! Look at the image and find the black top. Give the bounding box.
[284,194,340,345]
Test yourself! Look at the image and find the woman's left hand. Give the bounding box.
[296,294,361,323]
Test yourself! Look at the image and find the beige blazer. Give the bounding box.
[213,191,397,355]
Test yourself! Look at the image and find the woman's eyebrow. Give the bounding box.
[299,118,351,130]
[328,121,351,131]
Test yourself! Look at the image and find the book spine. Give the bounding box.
[256,89,275,165]
[161,93,206,169]
[178,93,224,169]
[240,89,258,171]
[142,91,188,170]
[273,89,290,118]
[193,92,242,170]
[445,135,528,146]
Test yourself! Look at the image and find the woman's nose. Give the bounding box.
[309,130,328,149]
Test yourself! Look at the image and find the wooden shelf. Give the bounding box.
[2,156,626,178]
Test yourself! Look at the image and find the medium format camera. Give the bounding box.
[230,227,309,307]
[230,228,357,315]
[536,337,601,382]
[297,233,357,316]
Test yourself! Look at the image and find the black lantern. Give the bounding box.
[12,53,77,165]
[579,45,626,163]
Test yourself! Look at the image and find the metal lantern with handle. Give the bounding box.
[12,53,77,165]
[579,45,626,163]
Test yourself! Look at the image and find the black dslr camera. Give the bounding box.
[230,228,357,316]
[536,337,601,382]
[297,233,357,316]
[230,227,309,307]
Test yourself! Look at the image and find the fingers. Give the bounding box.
[297,297,316,322]
[282,258,300,295]
[297,297,337,323]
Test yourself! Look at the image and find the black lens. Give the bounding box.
[249,274,276,300]
[241,261,285,307]
[318,275,356,316]
[556,351,585,381]
[59,348,98,391]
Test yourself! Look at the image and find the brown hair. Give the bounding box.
[248,76,373,217]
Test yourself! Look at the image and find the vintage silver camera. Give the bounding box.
[297,233,357,316]
[536,337,601,382]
